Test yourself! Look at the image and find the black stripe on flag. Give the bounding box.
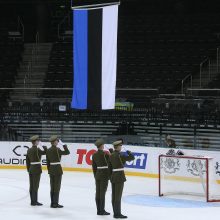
[87,8,103,110]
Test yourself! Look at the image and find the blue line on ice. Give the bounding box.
[123,195,220,208]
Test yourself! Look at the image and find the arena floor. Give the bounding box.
[1,169,220,220]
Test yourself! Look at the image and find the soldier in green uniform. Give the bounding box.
[26,135,47,206]
[109,140,135,219]
[46,135,70,208]
[92,138,113,216]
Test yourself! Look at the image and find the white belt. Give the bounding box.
[50,162,61,165]
[97,166,108,169]
[30,162,41,165]
[113,168,124,172]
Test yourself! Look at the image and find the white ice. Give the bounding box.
[1,169,220,220]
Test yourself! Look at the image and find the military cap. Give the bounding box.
[112,140,123,148]
[95,138,105,148]
[49,135,59,142]
[30,135,39,142]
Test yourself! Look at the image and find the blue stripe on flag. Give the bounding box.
[72,10,88,109]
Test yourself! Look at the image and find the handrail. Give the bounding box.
[181,74,192,95]
[35,32,39,61]
[217,48,219,73]
[0,88,159,91]
[188,88,220,91]
[17,16,24,41]
[57,12,71,39]
[71,1,120,9]
[23,33,38,88]
[199,57,209,88]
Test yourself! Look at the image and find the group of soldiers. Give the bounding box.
[92,139,134,219]
[26,135,135,219]
[26,135,70,208]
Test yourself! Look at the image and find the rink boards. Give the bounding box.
[0,141,220,183]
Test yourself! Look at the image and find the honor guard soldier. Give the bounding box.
[92,139,113,216]
[26,135,47,206]
[46,135,70,208]
[109,140,135,219]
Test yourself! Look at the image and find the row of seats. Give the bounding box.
[43,9,220,96]
[0,38,24,101]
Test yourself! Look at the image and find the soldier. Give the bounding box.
[109,140,135,219]
[46,135,70,208]
[92,138,113,216]
[26,135,47,206]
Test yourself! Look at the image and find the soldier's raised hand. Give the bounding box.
[59,139,64,146]
[109,148,114,154]
[38,141,43,147]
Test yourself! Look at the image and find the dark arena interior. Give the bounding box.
[1,0,220,219]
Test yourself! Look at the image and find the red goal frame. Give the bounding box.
[158,154,220,202]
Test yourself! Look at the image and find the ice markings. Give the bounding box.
[123,195,220,208]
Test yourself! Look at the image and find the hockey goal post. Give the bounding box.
[158,154,220,202]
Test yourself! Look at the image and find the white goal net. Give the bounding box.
[159,155,220,202]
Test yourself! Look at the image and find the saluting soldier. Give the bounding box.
[92,139,113,216]
[46,135,70,208]
[26,135,47,206]
[109,140,135,219]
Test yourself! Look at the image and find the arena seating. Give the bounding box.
[42,11,220,103]
[0,15,24,101]
[117,13,220,93]
[0,101,220,143]
[43,39,73,99]
[1,1,220,147]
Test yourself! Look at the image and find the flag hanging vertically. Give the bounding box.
[71,5,118,110]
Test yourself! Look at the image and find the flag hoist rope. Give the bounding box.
[71,1,120,10]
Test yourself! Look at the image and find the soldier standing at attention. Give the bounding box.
[26,135,47,206]
[92,139,113,216]
[109,140,135,219]
[46,135,70,208]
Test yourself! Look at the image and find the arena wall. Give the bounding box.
[0,142,220,183]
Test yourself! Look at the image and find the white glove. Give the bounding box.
[38,141,43,147]
[122,146,127,152]
[59,139,64,146]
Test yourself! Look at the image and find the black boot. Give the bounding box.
[56,192,63,208]
[51,192,57,208]
[31,192,37,206]
[99,199,110,215]
[96,199,101,215]
[114,215,128,219]
[50,192,54,208]
[112,201,115,216]
[51,193,63,208]
[101,211,111,215]
[113,202,127,219]
[30,191,35,206]
[34,191,43,206]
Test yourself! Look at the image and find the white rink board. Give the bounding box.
[0,141,220,181]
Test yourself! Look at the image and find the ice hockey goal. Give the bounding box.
[158,154,220,202]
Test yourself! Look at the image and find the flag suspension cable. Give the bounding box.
[71,1,120,10]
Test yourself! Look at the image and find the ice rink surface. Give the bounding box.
[1,169,220,220]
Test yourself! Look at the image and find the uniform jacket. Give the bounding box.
[46,145,70,175]
[109,151,134,183]
[26,146,47,174]
[92,150,111,181]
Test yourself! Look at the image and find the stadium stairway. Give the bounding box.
[10,43,52,101]
[191,59,220,89]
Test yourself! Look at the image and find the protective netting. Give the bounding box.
[159,155,220,202]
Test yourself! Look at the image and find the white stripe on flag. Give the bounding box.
[102,5,118,109]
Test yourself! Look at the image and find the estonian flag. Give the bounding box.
[71,5,118,110]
